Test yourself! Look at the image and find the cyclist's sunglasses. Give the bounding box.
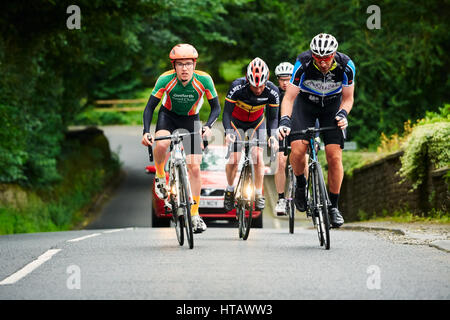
[312,53,334,62]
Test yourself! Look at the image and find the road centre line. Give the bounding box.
[67,233,101,242]
[0,249,61,285]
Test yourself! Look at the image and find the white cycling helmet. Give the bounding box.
[310,33,338,57]
[275,62,294,77]
[246,57,269,87]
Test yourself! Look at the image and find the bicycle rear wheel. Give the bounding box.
[179,166,194,249]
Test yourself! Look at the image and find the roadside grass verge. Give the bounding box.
[0,128,121,235]
[357,208,449,224]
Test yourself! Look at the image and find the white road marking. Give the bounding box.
[102,229,126,234]
[67,233,101,242]
[0,249,61,285]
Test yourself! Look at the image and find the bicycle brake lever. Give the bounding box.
[225,143,232,160]
[342,128,347,141]
[148,145,153,162]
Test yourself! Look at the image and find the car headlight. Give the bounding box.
[244,184,253,199]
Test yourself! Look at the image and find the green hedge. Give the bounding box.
[0,128,121,235]
[399,107,450,189]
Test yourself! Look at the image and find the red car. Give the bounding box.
[146,145,264,228]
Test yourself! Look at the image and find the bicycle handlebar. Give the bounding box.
[147,131,206,163]
[282,126,346,156]
[225,138,277,163]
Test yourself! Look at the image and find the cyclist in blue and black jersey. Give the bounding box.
[278,33,356,228]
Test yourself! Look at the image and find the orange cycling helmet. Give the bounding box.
[169,43,199,61]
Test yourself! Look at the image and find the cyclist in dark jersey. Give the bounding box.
[273,62,294,215]
[278,33,356,228]
[141,44,221,233]
[222,57,280,211]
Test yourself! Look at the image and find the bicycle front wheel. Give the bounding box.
[317,164,330,250]
[238,163,254,240]
[174,204,184,246]
[178,166,194,249]
[287,166,295,234]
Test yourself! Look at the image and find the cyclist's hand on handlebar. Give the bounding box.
[277,126,291,140]
[268,136,279,150]
[201,126,211,139]
[335,109,348,130]
[277,115,292,140]
[225,133,236,146]
[142,133,154,146]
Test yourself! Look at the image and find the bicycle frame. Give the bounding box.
[306,135,331,217]
[283,125,342,249]
[148,131,199,248]
[167,134,194,211]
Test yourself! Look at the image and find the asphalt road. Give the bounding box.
[0,125,448,300]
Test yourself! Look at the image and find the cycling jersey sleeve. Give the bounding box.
[143,95,161,134]
[266,83,280,133]
[225,79,243,103]
[343,59,356,86]
[222,99,234,131]
[196,72,219,100]
[290,60,304,88]
[150,71,176,99]
[223,78,245,131]
[205,96,221,128]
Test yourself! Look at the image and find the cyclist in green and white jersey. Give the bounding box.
[141,44,221,233]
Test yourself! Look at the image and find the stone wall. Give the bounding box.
[340,151,449,221]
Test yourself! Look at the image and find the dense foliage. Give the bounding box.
[0,0,449,185]
[399,106,450,189]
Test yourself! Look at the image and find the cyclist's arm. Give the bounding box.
[222,99,234,131]
[267,105,279,138]
[205,97,221,128]
[266,83,280,136]
[339,85,354,115]
[339,59,355,115]
[280,83,300,118]
[143,95,161,134]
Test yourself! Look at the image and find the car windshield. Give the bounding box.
[200,147,228,171]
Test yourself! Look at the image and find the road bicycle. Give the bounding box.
[148,131,207,249]
[283,126,344,250]
[225,135,276,240]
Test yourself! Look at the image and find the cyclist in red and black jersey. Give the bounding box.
[222,57,280,211]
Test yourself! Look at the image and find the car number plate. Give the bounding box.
[199,199,224,208]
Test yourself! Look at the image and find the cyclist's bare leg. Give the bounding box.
[186,154,202,197]
[154,130,171,174]
[275,152,287,194]
[290,140,308,176]
[225,151,242,187]
[186,154,202,218]
[324,144,343,194]
[250,146,264,191]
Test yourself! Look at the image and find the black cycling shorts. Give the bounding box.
[155,107,202,155]
[225,115,267,153]
[290,96,345,149]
